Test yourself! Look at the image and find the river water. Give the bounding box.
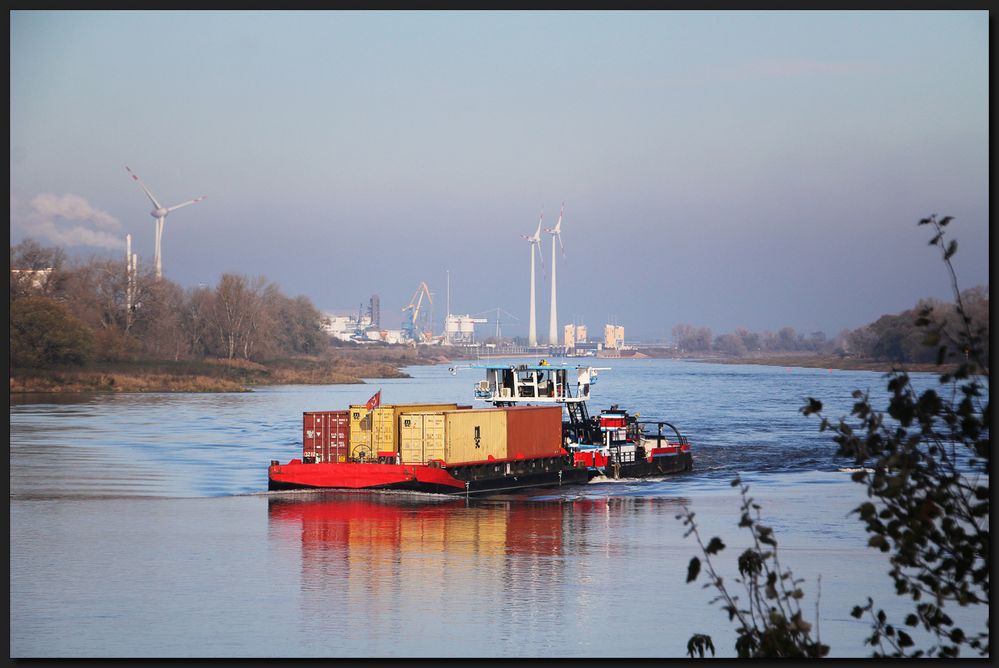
[9,358,986,658]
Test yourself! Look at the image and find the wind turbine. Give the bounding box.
[521,209,545,348]
[126,166,206,280]
[545,202,565,347]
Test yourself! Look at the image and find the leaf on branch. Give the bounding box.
[802,397,822,415]
[944,239,958,260]
[868,535,890,552]
[757,525,777,546]
[686,634,715,658]
[687,556,701,583]
[705,537,726,555]
[738,549,763,578]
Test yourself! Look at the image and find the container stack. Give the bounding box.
[399,405,564,466]
[347,403,459,460]
[304,403,565,466]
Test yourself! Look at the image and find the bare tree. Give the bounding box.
[10,238,67,301]
[179,286,215,358]
[131,277,187,360]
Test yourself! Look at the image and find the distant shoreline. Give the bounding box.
[688,354,951,373]
[9,348,954,395]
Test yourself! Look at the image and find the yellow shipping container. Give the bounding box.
[399,412,446,464]
[371,403,457,456]
[444,408,508,464]
[348,404,381,460]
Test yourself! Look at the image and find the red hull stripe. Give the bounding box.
[269,461,466,490]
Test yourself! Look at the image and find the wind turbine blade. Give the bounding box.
[557,202,565,258]
[535,242,547,278]
[166,196,207,213]
[126,166,163,210]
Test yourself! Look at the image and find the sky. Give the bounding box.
[10,10,990,341]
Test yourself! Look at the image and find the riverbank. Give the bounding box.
[9,345,956,395]
[8,347,448,394]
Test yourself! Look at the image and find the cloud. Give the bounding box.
[10,193,124,250]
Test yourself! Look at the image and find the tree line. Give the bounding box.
[672,288,988,363]
[10,238,328,368]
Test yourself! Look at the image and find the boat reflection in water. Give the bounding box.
[266,491,691,654]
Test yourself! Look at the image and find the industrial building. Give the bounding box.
[321,294,396,343]
[604,324,625,350]
[444,314,487,345]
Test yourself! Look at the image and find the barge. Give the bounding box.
[268,362,692,496]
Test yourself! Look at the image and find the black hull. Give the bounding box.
[601,452,693,479]
[454,466,594,495]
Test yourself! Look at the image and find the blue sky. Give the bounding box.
[10,10,989,340]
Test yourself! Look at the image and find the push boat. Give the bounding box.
[268,363,693,496]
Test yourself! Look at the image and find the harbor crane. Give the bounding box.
[402,281,434,343]
[473,307,519,340]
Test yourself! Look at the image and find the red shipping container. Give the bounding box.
[504,405,565,459]
[303,411,350,463]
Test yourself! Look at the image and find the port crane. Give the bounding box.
[402,281,434,343]
[473,307,519,340]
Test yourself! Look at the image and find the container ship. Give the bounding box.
[268,363,692,496]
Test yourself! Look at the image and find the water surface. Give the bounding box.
[11,359,982,657]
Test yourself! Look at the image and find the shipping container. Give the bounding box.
[444,408,508,464]
[371,403,458,456]
[348,404,379,460]
[399,412,446,464]
[503,405,565,459]
[303,410,350,463]
[393,405,566,467]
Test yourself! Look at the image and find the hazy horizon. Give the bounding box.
[10,11,989,341]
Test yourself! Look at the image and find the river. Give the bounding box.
[9,358,985,657]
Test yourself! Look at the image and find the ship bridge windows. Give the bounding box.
[479,365,582,403]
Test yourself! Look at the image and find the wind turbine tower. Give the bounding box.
[521,209,545,347]
[545,202,565,347]
[126,166,206,280]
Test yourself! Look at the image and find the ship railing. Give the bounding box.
[637,420,688,446]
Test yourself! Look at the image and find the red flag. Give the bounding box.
[365,390,381,411]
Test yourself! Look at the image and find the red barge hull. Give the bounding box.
[269,457,593,496]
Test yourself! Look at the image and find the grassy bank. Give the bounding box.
[9,348,441,394]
